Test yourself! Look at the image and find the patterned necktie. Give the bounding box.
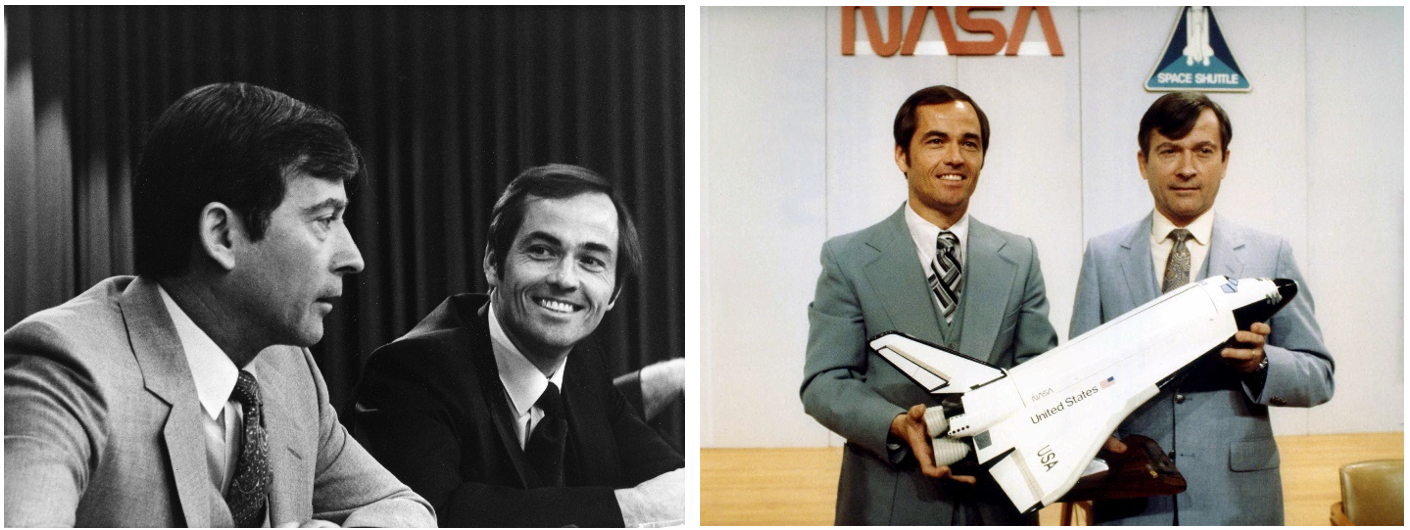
[929,231,963,323]
[1162,228,1193,293]
[226,371,272,528]
[525,382,568,487]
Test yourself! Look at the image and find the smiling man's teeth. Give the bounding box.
[538,298,576,313]
[939,174,964,181]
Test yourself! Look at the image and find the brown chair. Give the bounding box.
[1330,459,1403,525]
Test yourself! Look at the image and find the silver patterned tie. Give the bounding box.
[1162,228,1193,293]
[929,231,963,322]
[226,370,271,528]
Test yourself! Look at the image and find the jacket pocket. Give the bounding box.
[1229,438,1280,471]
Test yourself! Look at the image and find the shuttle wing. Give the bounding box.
[869,332,1006,394]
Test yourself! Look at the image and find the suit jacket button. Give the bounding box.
[1174,393,1186,404]
[1270,397,1287,406]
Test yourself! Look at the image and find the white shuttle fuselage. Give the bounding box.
[869,276,1296,514]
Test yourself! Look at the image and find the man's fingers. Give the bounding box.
[1220,347,1258,361]
[1103,436,1127,454]
[1231,330,1267,346]
[908,403,927,421]
[948,472,978,484]
[1250,321,1271,334]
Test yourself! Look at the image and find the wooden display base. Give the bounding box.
[1059,434,1187,502]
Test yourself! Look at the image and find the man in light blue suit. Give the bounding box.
[1071,91,1334,525]
[802,86,1058,525]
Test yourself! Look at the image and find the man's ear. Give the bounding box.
[1136,150,1149,181]
[199,203,238,271]
[606,283,623,311]
[483,249,499,288]
[894,145,910,176]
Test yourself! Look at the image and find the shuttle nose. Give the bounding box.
[1274,278,1298,303]
[1232,278,1299,330]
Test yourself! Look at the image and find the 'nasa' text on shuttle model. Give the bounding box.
[869,275,1296,514]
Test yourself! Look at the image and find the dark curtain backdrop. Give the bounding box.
[4,6,685,417]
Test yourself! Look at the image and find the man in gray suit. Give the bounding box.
[1070,91,1334,525]
[801,85,1058,525]
[5,83,435,527]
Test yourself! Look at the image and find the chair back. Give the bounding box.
[1341,459,1404,526]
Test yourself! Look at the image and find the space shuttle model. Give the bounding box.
[869,276,1296,514]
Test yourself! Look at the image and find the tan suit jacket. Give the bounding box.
[4,276,435,527]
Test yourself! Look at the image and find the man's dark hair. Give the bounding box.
[893,85,991,158]
[486,164,642,290]
[1138,91,1233,157]
[133,82,363,278]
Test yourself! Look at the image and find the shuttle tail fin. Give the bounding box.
[869,332,1007,394]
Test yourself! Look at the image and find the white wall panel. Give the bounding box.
[702,7,833,447]
[1302,7,1405,433]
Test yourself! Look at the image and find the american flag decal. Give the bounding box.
[1100,376,1115,389]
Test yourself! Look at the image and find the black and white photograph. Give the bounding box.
[5,6,684,527]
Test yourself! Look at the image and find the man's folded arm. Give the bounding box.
[1251,240,1334,407]
[4,323,107,528]
[301,349,435,528]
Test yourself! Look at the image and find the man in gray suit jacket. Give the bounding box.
[802,86,1058,525]
[5,83,434,527]
[1070,91,1334,525]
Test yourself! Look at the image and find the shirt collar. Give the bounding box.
[905,199,969,259]
[1151,208,1215,247]
[488,301,567,417]
[157,284,239,421]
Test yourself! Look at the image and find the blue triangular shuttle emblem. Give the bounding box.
[1145,6,1251,92]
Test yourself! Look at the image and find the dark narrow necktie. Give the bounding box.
[226,370,272,528]
[525,382,567,487]
[1162,228,1193,293]
[929,231,963,322]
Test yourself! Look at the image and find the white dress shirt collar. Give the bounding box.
[904,199,970,267]
[158,284,239,421]
[1151,208,1214,248]
[487,302,568,419]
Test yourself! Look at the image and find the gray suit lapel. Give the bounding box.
[959,219,1015,363]
[864,206,946,344]
[1120,214,1160,304]
[251,353,310,526]
[119,277,211,528]
[1204,214,1245,279]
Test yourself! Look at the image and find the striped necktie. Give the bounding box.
[929,231,963,323]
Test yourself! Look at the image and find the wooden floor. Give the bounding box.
[701,432,1403,526]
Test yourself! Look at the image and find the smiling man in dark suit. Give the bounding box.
[354,164,683,527]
